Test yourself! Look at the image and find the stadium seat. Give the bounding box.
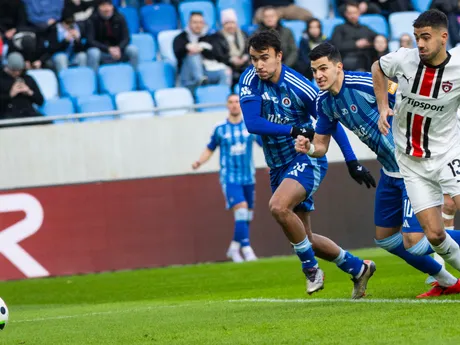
[77,94,116,122]
[322,17,344,39]
[59,67,97,99]
[98,63,136,96]
[158,29,181,67]
[411,0,431,12]
[113,0,121,6]
[359,14,388,37]
[154,87,194,116]
[131,33,157,62]
[295,0,329,20]
[118,7,140,34]
[141,4,178,36]
[179,1,216,29]
[281,20,306,46]
[115,91,155,119]
[389,11,420,41]
[40,97,75,123]
[217,0,252,27]
[195,85,231,112]
[27,69,59,100]
[138,61,175,92]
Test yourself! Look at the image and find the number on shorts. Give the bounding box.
[448,159,460,177]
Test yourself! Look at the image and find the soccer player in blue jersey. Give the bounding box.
[239,30,376,299]
[295,42,460,297]
[192,94,262,263]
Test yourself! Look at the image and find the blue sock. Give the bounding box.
[333,248,364,278]
[375,232,441,276]
[292,237,317,269]
[447,230,460,244]
[407,236,434,256]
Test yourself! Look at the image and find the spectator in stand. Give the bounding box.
[64,0,96,22]
[296,18,326,80]
[212,9,249,89]
[257,6,297,68]
[337,0,381,14]
[331,1,376,71]
[0,52,44,123]
[337,0,412,14]
[253,0,312,23]
[430,0,460,47]
[8,31,52,70]
[23,0,64,31]
[50,8,88,72]
[0,0,27,45]
[87,0,138,71]
[173,12,228,91]
[371,34,388,62]
[399,33,414,49]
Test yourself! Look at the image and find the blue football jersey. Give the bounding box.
[207,119,262,185]
[239,65,320,169]
[315,71,400,174]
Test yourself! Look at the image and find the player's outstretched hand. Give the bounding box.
[346,160,376,189]
[378,107,394,136]
[192,161,201,170]
[295,136,310,154]
[291,126,315,141]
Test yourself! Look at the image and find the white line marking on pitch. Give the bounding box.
[229,298,460,304]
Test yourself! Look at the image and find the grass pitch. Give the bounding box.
[1,248,460,345]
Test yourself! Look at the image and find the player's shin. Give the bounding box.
[332,248,365,279]
[291,236,318,270]
[430,233,460,271]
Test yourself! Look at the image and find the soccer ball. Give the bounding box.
[0,298,8,330]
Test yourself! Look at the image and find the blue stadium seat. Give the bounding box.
[281,20,306,46]
[113,0,121,7]
[322,17,344,39]
[118,7,140,34]
[389,11,420,41]
[295,0,329,20]
[217,0,252,27]
[77,95,116,122]
[155,87,194,116]
[115,91,155,119]
[41,97,75,123]
[27,69,59,100]
[98,63,136,96]
[59,67,97,99]
[141,4,178,36]
[411,0,431,12]
[241,24,258,36]
[138,61,175,92]
[179,1,216,29]
[195,85,231,112]
[359,14,388,37]
[158,29,181,67]
[131,33,157,62]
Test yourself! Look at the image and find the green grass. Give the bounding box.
[1,248,460,344]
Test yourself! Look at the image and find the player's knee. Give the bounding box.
[425,227,445,244]
[402,232,425,250]
[443,197,457,215]
[269,198,289,220]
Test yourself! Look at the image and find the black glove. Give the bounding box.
[291,126,315,141]
[346,160,376,189]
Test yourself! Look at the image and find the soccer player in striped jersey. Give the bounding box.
[295,42,460,297]
[239,30,376,299]
[192,94,262,263]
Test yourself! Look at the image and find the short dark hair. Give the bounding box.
[248,30,282,54]
[345,1,359,10]
[309,42,342,63]
[189,11,203,19]
[413,9,448,30]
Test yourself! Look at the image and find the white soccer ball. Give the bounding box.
[0,298,9,330]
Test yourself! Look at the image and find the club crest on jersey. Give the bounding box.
[442,81,453,93]
[350,104,358,113]
[282,97,291,107]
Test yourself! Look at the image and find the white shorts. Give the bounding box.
[396,145,460,214]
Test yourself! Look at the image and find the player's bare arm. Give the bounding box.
[192,148,213,170]
[295,134,331,158]
[371,61,394,136]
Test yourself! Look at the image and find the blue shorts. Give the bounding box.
[270,154,328,212]
[222,183,255,209]
[375,170,423,233]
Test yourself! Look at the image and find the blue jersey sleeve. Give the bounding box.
[315,96,338,135]
[207,126,220,151]
[239,68,292,137]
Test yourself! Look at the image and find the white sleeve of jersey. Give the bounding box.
[379,48,411,79]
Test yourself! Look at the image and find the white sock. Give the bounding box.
[431,233,460,271]
[229,241,240,251]
[433,268,458,287]
[433,252,445,268]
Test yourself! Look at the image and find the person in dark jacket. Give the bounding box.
[0,0,27,45]
[253,0,312,23]
[296,18,326,80]
[173,12,228,90]
[86,0,138,70]
[8,30,52,70]
[257,6,297,68]
[331,1,376,71]
[371,34,389,63]
[0,52,44,123]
